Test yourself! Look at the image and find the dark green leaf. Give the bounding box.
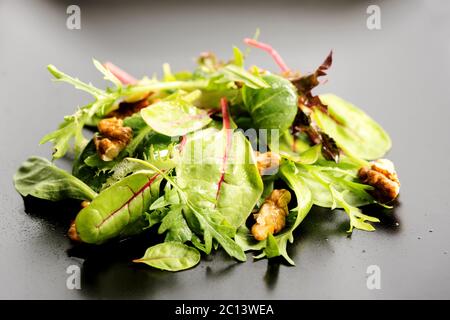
[14,156,97,201]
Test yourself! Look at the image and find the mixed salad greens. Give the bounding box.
[13,35,400,271]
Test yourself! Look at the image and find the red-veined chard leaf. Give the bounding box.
[76,171,161,244]
[176,99,263,229]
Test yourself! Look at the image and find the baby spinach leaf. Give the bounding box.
[14,156,97,201]
[312,94,391,160]
[176,126,263,228]
[141,97,212,137]
[242,74,298,131]
[75,171,161,244]
[133,242,200,272]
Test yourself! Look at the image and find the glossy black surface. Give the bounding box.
[1,0,450,299]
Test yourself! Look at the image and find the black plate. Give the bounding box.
[1,0,450,299]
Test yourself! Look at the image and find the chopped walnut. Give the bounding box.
[255,151,281,176]
[68,220,81,242]
[68,201,91,242]
[358,159,400,203]
[81,200,90,208]
[108,95,150,119]
[94,117,133,161]
[251,189,291,241]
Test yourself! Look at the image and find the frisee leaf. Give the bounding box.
[329,186,379,232]
[92,59,123,89]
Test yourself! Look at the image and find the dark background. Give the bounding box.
[1,0,449,299]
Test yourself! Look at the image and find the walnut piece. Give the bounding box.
[358,159,400,203]
[255,151,281,176]
[68,220,81,242]
[251,189,291,241]
[108,95,150,119]
[94,117,133,161]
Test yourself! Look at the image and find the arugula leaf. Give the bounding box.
[188,206,246,261]
[134,242,200,272]
[273,161,313,264]
[14,156,97,201]
[127,158,247,262]
[296,163,374,208]
[158,205,192,243]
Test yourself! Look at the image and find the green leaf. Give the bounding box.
[312,94,391,160]
[92,59,123,89]
[237,161,313,265]
[72,139,110,192]
[40,108,88,159]
[235,225,267,252]
[233,46,245,67]
[189,207,247,261]
[127,159,247,262]
[13,156,97,201]
[264,234,280,258]
[218,65,269,89]
[242,74,298,131]
[158,205,192,243]
[280,144,322,165]
[47,65,106,98]
[300,163,374,208]
[273,161,313,264]
[134,242,200,271]
[329,186,379,232]
[176,126,263,228]
[75,171,161,244]
[140,97,212,137]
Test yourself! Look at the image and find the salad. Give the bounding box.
[13,35,400,271]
